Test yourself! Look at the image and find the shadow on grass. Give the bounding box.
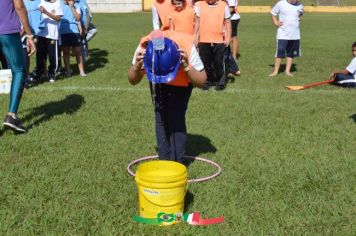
[85,48,109,73]
[183,133,217,166]
[350,114,356,123]
[269,63,298,74]
[22,94,85,130]
[184,190,194,213]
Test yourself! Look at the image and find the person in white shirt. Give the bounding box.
[35,0,62,83]
[227,0,240,62]
[269,0,303,77]
[328,42,356,88]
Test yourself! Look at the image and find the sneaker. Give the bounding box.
[48,73,56,83]
[215,84,226,91]
[80,72,87,77]
[64,70,72,77]
[3,115,26,133]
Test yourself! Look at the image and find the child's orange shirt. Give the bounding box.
[169,6,195,36]
[140,31,193,87]
[196,1,227,43]
[154,0,173,30]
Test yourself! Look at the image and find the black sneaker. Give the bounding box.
[3,115,26,133]
[215,84,226,91]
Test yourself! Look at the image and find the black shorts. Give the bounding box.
[231,19,240,37]
[276,39,300,58]
[60,33,81,47]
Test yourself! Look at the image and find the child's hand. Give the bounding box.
[275,21,283,28]
[328,72,336,80]
[179,49,189,68]
[26,37,36,56]
[39,6,47,14]
[134,50,145,71]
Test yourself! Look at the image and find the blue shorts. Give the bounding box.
[276,40,300,58]
[60,33,81,47]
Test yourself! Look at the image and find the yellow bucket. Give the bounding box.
[135,160,187,221]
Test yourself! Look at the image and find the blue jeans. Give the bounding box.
[0,33,26,113]
[151,83,193,163]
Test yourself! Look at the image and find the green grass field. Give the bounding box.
[0,13,355,235]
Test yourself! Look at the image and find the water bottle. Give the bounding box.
[151,30,165,51]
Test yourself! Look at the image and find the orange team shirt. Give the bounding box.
[169,6,195,35]
[196,1,227,43]
[154,0,174,30]
[140,31,193,87]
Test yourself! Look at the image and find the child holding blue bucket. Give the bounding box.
[128,30,207,163]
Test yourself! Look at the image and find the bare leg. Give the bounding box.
[232,36,238,61]
[62,46,71,75]
[73,46,86,76]
[285,57,293,76]
[269,57,281,77]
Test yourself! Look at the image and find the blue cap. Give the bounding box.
[143,37,181,84]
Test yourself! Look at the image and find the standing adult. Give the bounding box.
[269,0,303,77]
[0,0,36,133]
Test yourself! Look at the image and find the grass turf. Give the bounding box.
[0,13,355,235]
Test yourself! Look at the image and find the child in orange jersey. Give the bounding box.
[152,0,173,30]
[194,0,231,90]
[128,31,207,163]
[169,0,195,36]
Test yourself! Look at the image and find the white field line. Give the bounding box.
[29,86,350,94]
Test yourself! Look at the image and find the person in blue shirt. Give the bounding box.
[77,0,91,62]
[24,0,41,85]
[24,0,42,36]
[59,0,86,77]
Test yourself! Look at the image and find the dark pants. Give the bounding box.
[224,45,239,74]
[198,43,226,87]
[36,36,58,77]
[334,73,356,88]
[0,48,8,69]
[151,83,193,163]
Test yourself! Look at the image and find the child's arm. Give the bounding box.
[193,15,199,47]
[224,18,231,46]
[128,48,145,85]
[77,21,83,36]
[329,69,350,80]
[13,0,36,56]
[271,15,282,28]
[68,1,81,21]
[180,48,207,88]
[39,6,61,21]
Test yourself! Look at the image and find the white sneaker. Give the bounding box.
[80,73,87,77]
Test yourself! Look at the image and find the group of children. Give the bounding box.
[15,0,95,85]
[153,0,241,91]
